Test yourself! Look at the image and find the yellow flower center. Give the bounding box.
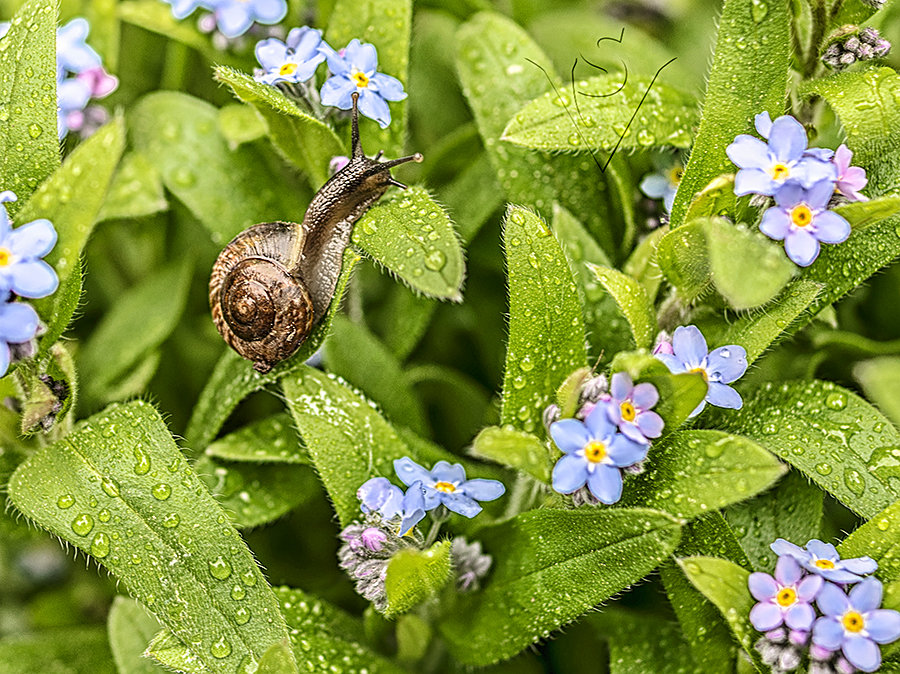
[815,559,835,570]
[279,63,298,76]
[790,204,813,228]
[584,440,607,463]
[843,611,865,633]
[668,167,684,185]
[690,367,709,383]
[0,248,10,266]
[776,587,797,607]
[434,481,456,493]
[352,71,370,88]
[771,163,790,181]
[620,401,636,422]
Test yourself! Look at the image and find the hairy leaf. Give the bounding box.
[839,499,900,582]
[471,425,550,483]
[98,152,168,222]
[352,186,464,300]
[439,508,682,665]
[0,627,116,674]
[204,413,307,464]
[108,596,168,674]
[0,0,59,214]
[384,541,452,617]
[590,609,697,673]
[587,263,657,349]
[712,380,900,518]
[214,67,343,188]
[502,74,697,152]
[670,0,791,227]
[500,206,587,436]
[619,430,786,520]
[257,641,299,674]
[656,219,710,301]
[186,250,359,450]
[856,357,900,428]
[8,401,291,672]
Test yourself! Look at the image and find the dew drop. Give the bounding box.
[101,476,120,497]
[241,569,257,586]
[210,637,231,659]
[825,392,847,411]
[235,607,251,625]
[843,468,865,496]
[424,249,446,271]
[152,483,172,500]
[98,509,111,523]
[209,556,233,580]
[72,513,94,536]
[509,210,526,225]
[133,447,151,475]
[877,518,890,531]
[91,532,110,558]
[751,0,769,23]
[231,584,246,601]
[57,494,75,509]
[27,123,41,138]
[815,462,833,476]
[163,513,180,528]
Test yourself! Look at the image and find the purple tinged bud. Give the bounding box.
[845,37,860,51]
[857,43,874,59]
[329,155,350,174]
[810,643,837,661]
[825,44,841,57]
[840,52,856,65]
[766,628,788,642]
[542,403,561,432]
[360,527,387,551]
[835,658,856,674]
[875,39,891,57]
[859,27,878,44]
[789,629,809,646]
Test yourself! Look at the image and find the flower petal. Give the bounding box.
[640,173,669,199]
[393,457,432,487]
[768,115,808,162]
[784,228,820,267]
[771,538,806,559]
[584,401,617,440]
[687,398,706,418]
[865,609,900,644]
[734,168,776,196]
[706,345,747,384]
[550,419,591,454]
[430,461,466,484]
[748,571,778,601]
[322,47,349,76]
[461,478,505,502]
[750,601,784,631]
[798,574,824,602]
[610,371,632,402]
[607,435,648,467]
[586,464,623,504]
[806,178,837,209]
[656,352,686,374]
[631,382,658,410]
[812,615,844,649]
[349,41,378,74]
[842,635,881,673]
[807,540,838,559]
[726,135,770,170]
[849,577,883,613]
[634,411,663,438]
[619,422,648,443]
[0,301,39,342]
[320,75,356,109]
[441,492,482,518]
[814,210,850,244]
[785,602,816,631]
[760,206,791,241]
[357,88,391,128]
[9,219,56,259]
[774,181,806,208]
[0,342,8,377]
[255,38,289,70]
[551,454,587,494]
[775,555,803,586]
[252,0,287,24]
[215,3,253,38]
[817,582,850,617]
[672,325,707,368]
[754,111,773,138]
[706,382,742,409]
[370,72,406,101]
[841,556,878,576]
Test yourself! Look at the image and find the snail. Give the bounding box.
[209,92,423,373]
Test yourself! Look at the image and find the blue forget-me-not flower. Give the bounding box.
[357,476,425,536]
[254,26,326,85]
[56,18,101,79]
[639,164,682,213]
[603,372,664,444]
[813,578,900,672]
[0,299,40,376]
[0,192,58,299]
[211,0,287,39]
[772,539,877,584]
[759,179,851,267]
[749,554,824,632]
[549,401,647,505]
[393,457,505,518]
[655,325,748,417]
[320,39,406,128]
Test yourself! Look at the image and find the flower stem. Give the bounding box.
[161,42,191,91]
[423,506,449,547]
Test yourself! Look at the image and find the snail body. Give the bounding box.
[210,93,422,373]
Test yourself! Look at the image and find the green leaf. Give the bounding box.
[713,279,823,364]
[395,614,431,664]
[839,499,900,582]
[7,401,291,672]
[500,206,587,436]
[79,261,191,407]
[214,67,344,188]
[384,541,452,618]
[196,455,318,529]
[324,315,427,434]
[439,152,502,244]
[678,556,762,668]
[712,380,900,518]
[185,250,359,450]
[587,263,657,350]
[325,0,411,156]
[657,219,711,301]
[257,641,299,674]
[856,357,900,428]
[0,0,59,214]
[0,627,116,674]
[725,469,824,570]
[835,195,900,229]
[589,609,697,674]
[98,153,168,222]
[471,425,551,483]
[352,186,465,300]
[455,11,620,256]
[705,219,796,310]
[19,119,125,339]
[129,92,298,246]
[502,74,697,152]
[35,258,82,359]
[218,103,267,148]
[623,225,667,302]
[406,364,492,450]
[669,0,791,227]
[438,508,682,666]
[273,587,405,673]
[619,430,786,520]
[803,67,900,194]
[108,596,168,674]
[281,365,489,526]
[204,413,308,464]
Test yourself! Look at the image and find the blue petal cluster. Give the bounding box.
[161,0,286,39]
[655,325,748,417]
[0,193,59,376]
[726,112,867,266]
[639,162,683,213]
[254,27,325,85]
[749,538,900,673]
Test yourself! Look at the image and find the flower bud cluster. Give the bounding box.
[822,26,891,71]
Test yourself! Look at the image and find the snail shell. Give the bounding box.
[209,92,423,373]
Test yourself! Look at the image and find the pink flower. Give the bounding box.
[833,144,868,202]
